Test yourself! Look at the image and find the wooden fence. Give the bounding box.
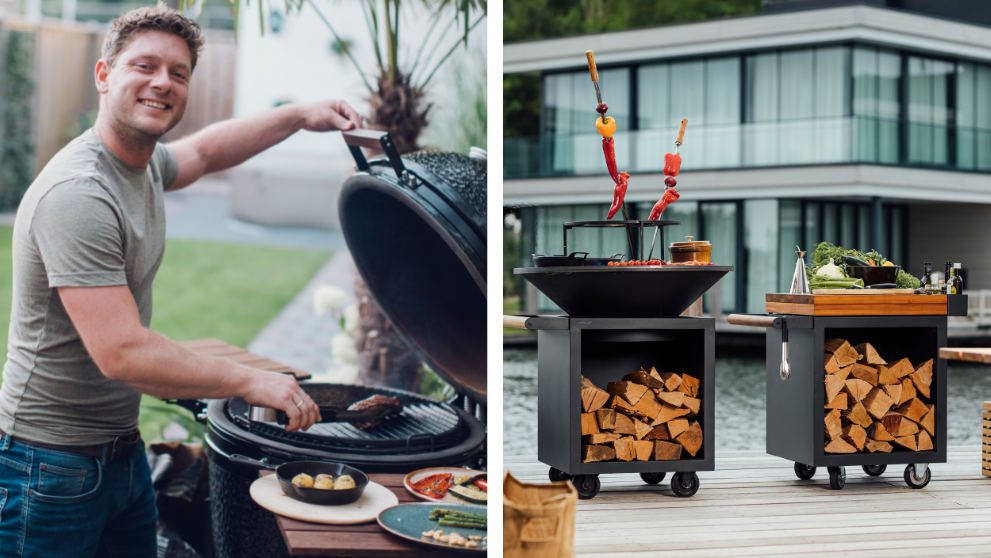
[4,15,235,173]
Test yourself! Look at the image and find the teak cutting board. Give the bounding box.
[250,474,398,524]
[812,289,917,295]
[766,293,948,316]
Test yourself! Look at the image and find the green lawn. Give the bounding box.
[0,228,331,441]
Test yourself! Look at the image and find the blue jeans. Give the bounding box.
[0,432,158,557]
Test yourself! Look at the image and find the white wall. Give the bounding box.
[234,1,487,158]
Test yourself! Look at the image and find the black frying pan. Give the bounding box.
[231,455,370,505]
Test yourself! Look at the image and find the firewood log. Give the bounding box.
[920,405,935,436]
[839,344,861,367]
[825,375,846,403]
[596,408,616,430]
[825,438,857,453]
[583,432,621,444]
[608,395,646,420]
[864,439,893,453]
[854,343,887,365]
[607,381,649,406]
[824,338,849,354]
[608,436,637,461]
[909,359,933,398]
[899,378,917,405]
[582,444,615,462]
[623,369,665,390]
[633,417,653,440]
[581,413,601,435]
[678,374,700,398]
[581,376,610,413]
[655,391,685,408]
[682,396,701,417]
[844,379,873,403]
[825,409,843,440]
[883,383,902,406]
[917,430,933,452]
[842,402,873,428]
[651,404,691,426]
[850,363,879,387]
[862,388,895,420]
[612,413,637,436]
[842,424,867,450]
[889,358,915,379]
[658,372,682,392]
[645,424,670,440]
[881,412,903,435]
[634,389,663,421]
[825,352,840,374]
[825,392,848,410]
[652,440,682,461]
[666,418,689,439]
[868,421,895,442]
[877,365,900,386]
[674,421,703,457]
[892,435,917,451]
[897,419,919,437]
[834,365,853,382]
[634,440,655,461]
[894,398,928,424]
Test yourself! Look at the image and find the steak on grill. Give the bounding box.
[348,395,404,429]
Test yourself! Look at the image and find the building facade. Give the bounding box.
[504,4,991,315]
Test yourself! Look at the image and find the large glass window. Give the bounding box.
[778,200,802,293]
[907,56,954,166]
[956,62,991,171]
[745,200,779,313]
[853,46,901,163]
[700,202,738,313]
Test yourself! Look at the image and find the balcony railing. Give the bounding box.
[505,117,991,179]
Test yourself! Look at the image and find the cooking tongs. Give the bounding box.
[248,404,400,426]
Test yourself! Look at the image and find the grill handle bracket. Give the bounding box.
[406,432,436,455]
[343,129,407,182]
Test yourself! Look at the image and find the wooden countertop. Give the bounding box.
[940,347,991,364]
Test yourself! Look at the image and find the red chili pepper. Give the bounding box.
[603,138,619,184]
[606,171,630,219]
[475,479,488,492]
[663,153,682,177]
[648,188,681,221]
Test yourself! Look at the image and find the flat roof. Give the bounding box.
[504,5,991,73]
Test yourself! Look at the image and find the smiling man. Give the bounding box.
[0,3,361,556]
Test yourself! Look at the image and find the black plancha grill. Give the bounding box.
[507,220,731,499]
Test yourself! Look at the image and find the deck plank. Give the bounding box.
[505,447,991,557]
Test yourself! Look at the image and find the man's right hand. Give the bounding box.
[242,372,322,432]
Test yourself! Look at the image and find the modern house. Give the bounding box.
[504,1,991,327]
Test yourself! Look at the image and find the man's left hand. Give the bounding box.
[300,100,364,132]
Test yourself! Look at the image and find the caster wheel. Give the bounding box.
[827,466,846,490]
[794,463,816,480]
[671,472,700,497]
[549,467,571,483]
[904,465,931,489]
[572,474,600,499]
[863,464,887,477]
[639,472,666,485]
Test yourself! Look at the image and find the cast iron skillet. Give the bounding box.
[533,252,588,267]
[230,454,370,505]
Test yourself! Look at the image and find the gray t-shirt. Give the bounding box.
[0,129,178,445]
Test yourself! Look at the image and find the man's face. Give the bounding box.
[100,30,191,140]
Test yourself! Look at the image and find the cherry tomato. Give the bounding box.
[607,261,614,266]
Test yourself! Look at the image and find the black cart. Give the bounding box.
[729,293,967,490]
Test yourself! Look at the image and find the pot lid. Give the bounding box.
[670,236,711,248]
[338,132,487,405]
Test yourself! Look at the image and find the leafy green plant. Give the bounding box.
[0,31,36,211]
[418,364,456,402]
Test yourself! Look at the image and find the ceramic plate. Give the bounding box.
[403,467,487,503]
[377,503,487,553]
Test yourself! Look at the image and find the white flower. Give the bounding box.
[323,364,360,384]
[313,285,348,316]
[342,304,359,335]
[331,332,358,365]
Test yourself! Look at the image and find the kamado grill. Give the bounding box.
[177,131,487,558]
[505,220,732,499]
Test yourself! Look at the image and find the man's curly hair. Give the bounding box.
[102,2,205,71]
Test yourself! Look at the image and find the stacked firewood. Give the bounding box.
[823,339,935,454]
[580,368,702,462]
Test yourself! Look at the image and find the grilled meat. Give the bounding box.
[348,394,403,429]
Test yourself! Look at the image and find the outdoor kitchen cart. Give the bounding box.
[728,293,967,491]
[506,219,732,499]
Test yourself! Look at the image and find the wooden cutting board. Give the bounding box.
[250,474,398,524]
[767,293,948,316]
[812,289,917,295]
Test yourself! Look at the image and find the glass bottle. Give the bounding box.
[921,262,933,294]
[950,263,963,295]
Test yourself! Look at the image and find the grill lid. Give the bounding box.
[338,131,487,405]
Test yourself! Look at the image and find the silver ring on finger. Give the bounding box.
[296,399,305,408]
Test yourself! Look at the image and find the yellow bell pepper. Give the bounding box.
[596,116,616,138]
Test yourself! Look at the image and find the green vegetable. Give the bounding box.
[815,258,844,279]
[809,275,864,290]
[896,270,921,290]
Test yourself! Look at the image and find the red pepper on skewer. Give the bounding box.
[606,171,630,219]
[602,137,619,184]
[648,188,681,221]
[663,153,682,177]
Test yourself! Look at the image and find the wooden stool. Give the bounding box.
[985,402,991,478]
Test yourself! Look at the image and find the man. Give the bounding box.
[0,4,361,556]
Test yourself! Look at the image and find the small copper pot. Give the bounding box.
[668,237,712,263]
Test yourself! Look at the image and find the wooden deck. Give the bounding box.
[505,447,991,557]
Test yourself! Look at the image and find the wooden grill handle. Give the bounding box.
[676,119,688,144]
[727,314,781,328]
[586,51,598,82]
[342,129,390,149]
[503,315,529,329]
